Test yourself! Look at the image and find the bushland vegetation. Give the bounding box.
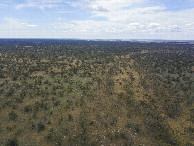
[0,39,193,145]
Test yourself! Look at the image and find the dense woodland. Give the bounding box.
[0,39,193,145]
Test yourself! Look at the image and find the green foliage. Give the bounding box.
[68,114,73,121]
[6,138,18,146]
[24,105,32,113]
[54,101,61,106]
[46,129,63,145]
[0,40,193,145]
[37,122,45,132]
[9,112,18,121]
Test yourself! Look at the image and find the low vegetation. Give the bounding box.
[0,39,193,145]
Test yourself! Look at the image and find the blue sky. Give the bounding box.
[0,0,194,40]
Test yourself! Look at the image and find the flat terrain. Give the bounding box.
[0,39,193,145]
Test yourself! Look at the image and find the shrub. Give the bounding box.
[54,101,61,106]
[9,112,18,121]
[38,122,45,131]
[24,105,32,112]
[68,114,73,121]
[6,138,18,146]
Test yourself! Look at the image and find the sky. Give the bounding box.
[0,0,194,40]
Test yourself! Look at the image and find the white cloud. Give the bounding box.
[127,22,145,31]
[84,6,109,12]
[186,22,194,26]
[15,0,67,10]
[27,24,37,27]
[0,17,37,29]
[15,4,26,9]
[52,15,194,39]
[86,0,147,11]
[1,0,194,39]
[148,23,160,27]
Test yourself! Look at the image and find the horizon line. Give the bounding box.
[0,38,194,41]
